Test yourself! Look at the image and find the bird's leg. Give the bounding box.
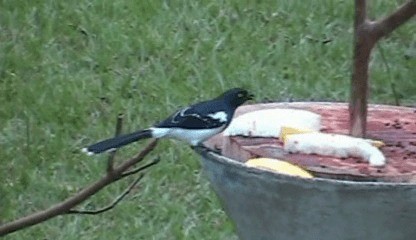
[190,144,221,155]
[190,144,208,152]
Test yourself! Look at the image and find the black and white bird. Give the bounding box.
[82,88,253,155]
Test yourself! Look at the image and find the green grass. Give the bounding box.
[0,0,414,239]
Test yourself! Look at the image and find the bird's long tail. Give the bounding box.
[82,129,153,155]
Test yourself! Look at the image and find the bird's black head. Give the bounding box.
[220,88,254,108]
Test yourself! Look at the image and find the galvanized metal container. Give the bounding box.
[197,149,416,240]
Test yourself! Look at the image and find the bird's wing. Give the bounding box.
[155,104,229,129]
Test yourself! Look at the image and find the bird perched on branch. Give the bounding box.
[82,88,253,155]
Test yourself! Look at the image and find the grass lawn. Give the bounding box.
[0,0,414,239]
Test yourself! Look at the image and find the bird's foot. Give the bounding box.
[190,144,221,155]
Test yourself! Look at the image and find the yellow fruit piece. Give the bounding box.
[369,140,385,148]
[246,158,313,178]
[280,126,315,143]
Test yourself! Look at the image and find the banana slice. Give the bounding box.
[280,126,315,143]
[280,126,385,148]
[368,140,385,148]
[224,109,321,138]
[284,132,386,166]
[246,158,313,178]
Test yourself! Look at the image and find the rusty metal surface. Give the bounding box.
[205,102,416,182]
[197,148,416,240]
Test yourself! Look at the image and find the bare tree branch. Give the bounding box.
[107,114,124,173]
[350,0,372,137]
[0,139,158,237]
[354,0,367,27]
[349,0,416,137]
[372,0,416,42]
[122,157,161,178]
[66,174,144,215]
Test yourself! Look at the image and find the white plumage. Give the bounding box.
[150,126,226,146]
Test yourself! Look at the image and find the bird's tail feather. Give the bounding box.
[83,129,153,155]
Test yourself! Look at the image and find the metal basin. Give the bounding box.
[196,142,416,240]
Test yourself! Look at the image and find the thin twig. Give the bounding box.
[66,174,144,215]
[122,157,161,178]
[0,140,158,236]
[107,114,124,173]
[377,44,400,106]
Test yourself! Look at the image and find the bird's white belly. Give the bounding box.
[150,127,224,146]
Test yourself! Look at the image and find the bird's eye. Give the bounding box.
[238,93,244,98]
